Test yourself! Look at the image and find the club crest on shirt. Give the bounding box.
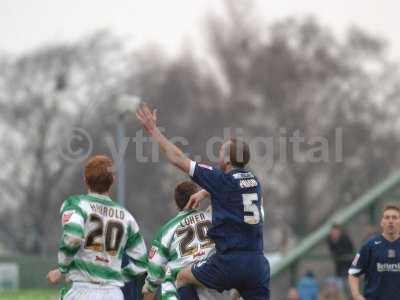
[388,249,396,258]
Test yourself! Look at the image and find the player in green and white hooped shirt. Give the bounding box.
[47,155,147,300]
[142,181,216,300]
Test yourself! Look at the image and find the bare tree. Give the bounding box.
[204,2,400,240]
[0,32,127,254]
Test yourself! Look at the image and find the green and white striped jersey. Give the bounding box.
[145,208,214,297]
[58,193,147,287]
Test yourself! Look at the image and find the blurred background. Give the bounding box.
[1,0,400,299]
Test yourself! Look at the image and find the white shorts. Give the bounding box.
[160,281,232,300]
[198,287,235,300]
[198,286,221,300]
[64,282,123,300]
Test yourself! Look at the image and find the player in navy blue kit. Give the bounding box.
[348,205,400,300]
[136,103,269,300]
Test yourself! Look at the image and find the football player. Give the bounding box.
[47,155,147,300]
[349,204,400,300]
[137,103,269,300]
[142,181,217,300]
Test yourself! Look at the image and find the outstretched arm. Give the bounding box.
[122,219,148,281]
[136,102,191,173]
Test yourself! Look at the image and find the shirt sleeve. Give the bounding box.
[122,217,148,281]
[188,161,224,194]
[144,228,171,293]
[58,199,86,274]
[348,242,370,277]
[160,268,178,299]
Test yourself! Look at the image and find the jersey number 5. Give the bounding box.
[84,214,124,256]
[242,193,262,224]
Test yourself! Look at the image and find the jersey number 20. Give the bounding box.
[84,214,124,256]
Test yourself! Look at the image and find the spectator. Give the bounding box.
[287,287,300,300]
[297,271,319,300]
[318,277,345,300]
[327,224,355,279]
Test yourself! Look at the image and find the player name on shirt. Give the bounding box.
[89,203,125,220]
[240,179,258,188]
[179,212,207,227]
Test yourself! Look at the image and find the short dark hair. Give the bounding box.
[174,181,199,210]
[227,138,250,168]
[331,223,342,230]
[383,204,400,215]
[85,155,114,194]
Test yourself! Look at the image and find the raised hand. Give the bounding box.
[136,102,157,135]
[184,189,210,209]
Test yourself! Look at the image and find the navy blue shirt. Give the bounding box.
[349,234,400,299]
[189,161,264,254]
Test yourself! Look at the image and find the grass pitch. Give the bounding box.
[0,289,58,300]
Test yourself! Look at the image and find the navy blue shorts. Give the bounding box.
[191,252,270,300]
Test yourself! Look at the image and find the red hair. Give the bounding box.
[84,155,114,193]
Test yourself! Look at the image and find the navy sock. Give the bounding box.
[177,285,200,300]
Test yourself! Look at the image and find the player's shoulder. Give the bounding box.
[60,194,85,211]
[175,209,211,231]
[361,234,383,249]
[155,210,196,237]
[181,208,209,219]
[229,169,258,180]
[118,207,139,226]
[195,162,222,175]
[63,194,84,205]
[126,211,141,228]
[162,211,192,230]
[190,208,211,220]
[63,194,116,206]
[83,194,121,208]
[230,169,256,179]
